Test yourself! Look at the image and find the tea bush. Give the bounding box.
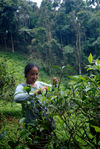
[0,54,100,149]
[0,60,15,101]
[44,53,100,148]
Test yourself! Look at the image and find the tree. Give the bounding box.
[0,0,19,52]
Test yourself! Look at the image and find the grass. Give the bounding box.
[0,51,28,84]
[0,51,52,85]
[0,100,25,147]
[0,100,22,119]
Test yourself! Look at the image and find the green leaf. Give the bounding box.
[23,86,31,94]
[96,66,100,71]
[88,53,93,64]
[42,96,46,103]
[19,117,26,124]
[87,68,92,71]
[95,59,99,65]
[91,125,100,133]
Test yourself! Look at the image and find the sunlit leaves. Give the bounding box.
[91,125,100,133]
[87,53,100,71]
[23,86,31,94]
[88,53,93,64]
[95,59,99,65]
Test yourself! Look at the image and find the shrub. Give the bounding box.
[0,60,15,101]
[43,53,100,148]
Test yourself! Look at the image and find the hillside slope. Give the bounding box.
[0,51,51,85]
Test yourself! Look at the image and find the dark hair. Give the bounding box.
[24,63,39,78]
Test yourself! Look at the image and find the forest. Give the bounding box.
[0,0,100,148]
[0,0,100,74]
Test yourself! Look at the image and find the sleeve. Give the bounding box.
[14,84,34,103]
[37,81,52,88]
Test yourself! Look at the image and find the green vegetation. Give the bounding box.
[0,53,100,148]
[0,0,100,148]
[0,51,28,84]
[0,100,21,118]
[0,51,51,84]
[0,0,100,74]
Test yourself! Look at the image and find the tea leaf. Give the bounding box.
[88,53,93,64]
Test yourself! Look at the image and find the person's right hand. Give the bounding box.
[40,86,48,92]
[34,86,47,96]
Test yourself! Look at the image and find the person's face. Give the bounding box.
[26,67,39,84]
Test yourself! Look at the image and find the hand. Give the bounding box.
[34,86,47,96]
[40,86,48,92]
[53,77,58,86]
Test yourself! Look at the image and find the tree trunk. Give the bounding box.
[45,8,52,73]
[78,29,82,75]
[4,38,7,49]
[11,33,14,53]
[76,24,82,75]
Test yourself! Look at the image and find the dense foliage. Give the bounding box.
[0,0,100,74]
[0,60,15,101]
[0,0,100,148]
[38,54,100,148]
[0,54,100,149]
